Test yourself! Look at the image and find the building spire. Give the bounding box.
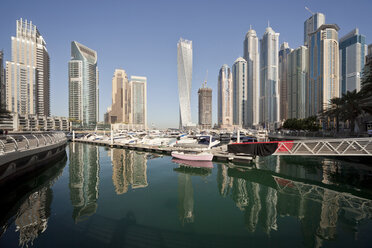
[268,20,270,27]
[250,24,252,30]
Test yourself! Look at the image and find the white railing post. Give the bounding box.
[32,134,40,147]
[22,135,30,149]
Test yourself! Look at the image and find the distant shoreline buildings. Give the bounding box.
[216,11,370,131]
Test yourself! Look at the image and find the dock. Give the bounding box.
[72,138,255,164]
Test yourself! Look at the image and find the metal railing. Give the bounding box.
[273,137,372,156]
[0,132,66,155]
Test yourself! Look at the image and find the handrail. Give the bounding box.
[7,136,18,151]
[22,135,30,149]
[0,140,5,154]
[32,134,40,147]
[0,132,66,155]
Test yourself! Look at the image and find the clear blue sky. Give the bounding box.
[1,0,371,128]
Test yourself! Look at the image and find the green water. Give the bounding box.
[1,142,372,247]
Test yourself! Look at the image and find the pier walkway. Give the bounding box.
[74,137,372,160]
[0,132,67,166]
[274,137,372,156]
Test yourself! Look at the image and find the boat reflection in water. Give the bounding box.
[109,149,148,194]
[0,154,66,247]
[69,142,100,222]
[172,159,213,225]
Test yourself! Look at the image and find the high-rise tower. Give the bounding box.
[177,38,193,129]
[218,65,233,128]
[279,42,292,121]
[68,41,99,127]
[108,69,129,124]
[260,26,280,129]
[307,24,340,117]
[0,50,5,111]
[198,85,212,129]
[232,57,248,127]
[304,13,325,47]
[129,76,147,130]
[244,28,260,127]
[339,28,367,94]
[6,19,50,115]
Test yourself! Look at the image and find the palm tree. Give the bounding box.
[322,97,344,132]
[341,90,363,133]
[359,59,372,115]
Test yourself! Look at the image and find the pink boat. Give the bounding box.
[171,151,213,161]
[172,158,213,168]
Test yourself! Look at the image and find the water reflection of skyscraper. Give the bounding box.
[174,162,213,225]
[69,143,100,222]
[11,157,65,247]
[110,149,148,195]
[15,188,52,247]
[219,160,372,245]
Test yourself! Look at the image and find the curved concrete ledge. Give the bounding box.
[0,139,67,185]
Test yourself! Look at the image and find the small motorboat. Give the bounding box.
[171,151,213,161]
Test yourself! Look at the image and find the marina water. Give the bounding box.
[1,142,372,247]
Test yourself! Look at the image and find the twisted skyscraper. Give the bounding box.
[177,38,193,129]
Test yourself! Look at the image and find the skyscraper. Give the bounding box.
[232,57,248,127]
[68,41,99,127]
[177,38,193,129]
[198,86,212,129]
[287,46,308,119]
[260,26,280,129]
[339,28,367,94]
[0,50,5,111]
[218,65,233,128]
[307,24,340,117]
[279,42,292,121]
[367,44,372,64]
[6,19,50,116]
[129,76,147,129]
[304,13,325,47]
[244,28,260,128]
[108,69,129,124]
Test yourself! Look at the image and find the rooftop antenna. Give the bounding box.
[250,24,252,30]
[267,20,270,27]
[305,6,314,15]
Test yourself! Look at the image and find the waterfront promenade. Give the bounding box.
[0,132,67,183]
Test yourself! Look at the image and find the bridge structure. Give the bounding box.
[273,137,372,156]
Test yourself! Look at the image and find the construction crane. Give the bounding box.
[203,70,208,88]
[305,6,314,15]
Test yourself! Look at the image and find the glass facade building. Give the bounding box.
[0,50,5,111]
[278,42,292,121]
[232,57,248,127]
[307,24,340,117]
[304,13,325,47]
[339,28,367,94]
[68,41,99,127]
[260,26,280,129]
[243,29,260,128]
[6,19,50,116]
[177,38,193,129]
[218,65,233,128]
[129,76,147,129]
[287,46,308,119]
